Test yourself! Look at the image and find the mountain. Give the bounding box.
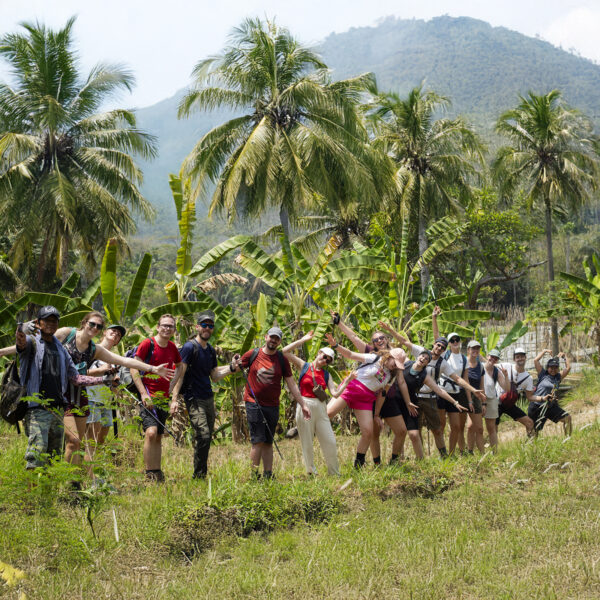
[134,15,600,233]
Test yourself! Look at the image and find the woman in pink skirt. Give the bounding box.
[325,333,409,468]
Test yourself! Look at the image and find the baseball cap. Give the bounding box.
[37,305,60,321]
[514,347,526,356]
[320,347,335,359]
[267,326,283,339]
[489,349,501,358]
[390,347,406,369]
[107,324,126,338]
[448,332,461,342]
[434,337,448,349]
[467,340,481,349]
[197,310,216,324]
[547,357,560,367]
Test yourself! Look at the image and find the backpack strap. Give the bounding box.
[247,348,260,368]
[461,353,467,373]
[298,362,311,387]
[434,356,443,382]
[64,327,77,345]
[357,355,380,370]
[276,350,286,376]
[492,366,499,383]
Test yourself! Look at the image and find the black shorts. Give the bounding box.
[496,402,527,425]
[528,401,569,432]
[140,406,169,436]
[246,401,279,444]
[377,394,403,419]
[401,394,440,431]
[439,389,467,413]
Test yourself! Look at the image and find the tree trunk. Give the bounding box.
[60,235,69,284]
[418,210,430,296]
[545,201,559,355]
[279,204,291,240]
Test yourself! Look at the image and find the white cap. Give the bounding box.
[320,347,335,359]
[514,347,526,356]
[448,332,461,341]
[467,340,481,349]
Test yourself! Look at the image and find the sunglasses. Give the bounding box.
[372,336,386,344]
[321,355,333,364]
[200,322,214,329]
[88,321,104,330]
[450,338,461,343]
[159,323,175,329]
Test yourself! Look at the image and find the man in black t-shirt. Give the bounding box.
[170,311,240,478]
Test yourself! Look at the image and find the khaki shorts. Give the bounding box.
[415,395,441,431]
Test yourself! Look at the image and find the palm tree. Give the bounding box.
[368,86,483,294]
[494,90,598,353]
[0,18,157,286]
[178,18,392,238]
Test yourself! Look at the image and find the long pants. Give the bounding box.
[296,396,339,475]
[24,407,64,469]
[186,396,215,478]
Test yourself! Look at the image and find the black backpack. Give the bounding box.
[1,358,30,426]
[119,338,155,394]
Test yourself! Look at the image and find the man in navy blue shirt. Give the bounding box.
[171,310,239,478]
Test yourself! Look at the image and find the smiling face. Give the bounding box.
[514,352,526,367]
[468,345,481,358]
[547,364,560,376]
[416,352,431,370]
[83,314,105,338]
[315,351,332,368]
[157,316,176,339]
[265,334,281,351]
[196,320,214,341]
[104,327,122,348]
[38,316,59,337]
[371,332,390,350]
[432,341,447,357]
[449,336,461,349]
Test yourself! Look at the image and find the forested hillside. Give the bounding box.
[135,15,600,232]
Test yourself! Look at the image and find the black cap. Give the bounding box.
[434,337,448,349]
[107,324,126,338]
[37,305,60,321]
[197,310,216,324]
[547,357,560,368]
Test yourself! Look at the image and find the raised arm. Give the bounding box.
[0,345,16,358]
[450,372,485,401]
[534,349,551,375]
[377,321,409,346]
[95,345,176,381]
[558,352,571,380]
[283,353,305,371]
[332,312,368,353]
[325,333,372,363]
[281,331,314,355]
[432,305,441,339]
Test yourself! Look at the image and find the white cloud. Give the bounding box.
[544,5,600,63]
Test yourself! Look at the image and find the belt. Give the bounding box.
[416,393,436,399]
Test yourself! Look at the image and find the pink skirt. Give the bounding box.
[342,379,377,411]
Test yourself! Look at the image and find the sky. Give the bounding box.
[0,0,599,108]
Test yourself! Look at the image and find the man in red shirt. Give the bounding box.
[131,313,181,481]
[240,326,311,479]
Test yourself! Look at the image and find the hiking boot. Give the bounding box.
[263,470,275,480]
[145,469,165,483]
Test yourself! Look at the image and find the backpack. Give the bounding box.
[0,358,30,426]
[298,361,330,388]
[441,350,467,391]
[499,369,529,408]
[119,338,155,394]
[247,348,286,376]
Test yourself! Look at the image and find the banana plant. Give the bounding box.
[474,320,528,356]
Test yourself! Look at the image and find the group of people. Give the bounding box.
[6,304,572,482]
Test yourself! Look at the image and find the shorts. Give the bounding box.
[64,393,89,418]
[471,394,483,414]
[246,401,279,445]
[407,394,440,431]
[528,401,569,432]
[140,405,169,436]
[377,393,403,419]
[484,396,499,420]
[438,389,467,413]
[87,402,113,427]
[495,402,527,425]
[342,379,377,411]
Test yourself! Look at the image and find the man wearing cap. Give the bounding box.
[530,349,572,435]
[495,348,536,436]
[240,327,311,479]
[15,306,114,470]
[170,310,240,479]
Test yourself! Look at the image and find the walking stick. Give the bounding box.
[239,366,284,460]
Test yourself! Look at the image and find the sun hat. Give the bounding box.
[320,347,335,359]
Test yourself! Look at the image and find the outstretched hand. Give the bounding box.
[325,333,337,347]
[301,330,315,343]
[155,363,176,380]
[475,390,486,402]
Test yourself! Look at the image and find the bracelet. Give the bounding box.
[332,343,339,348]
[482,402,487,406]
[229,363,235,372]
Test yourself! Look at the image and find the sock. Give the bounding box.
[438,446,448,457]
[263,470,273,479]
[389,453,399,464]
[373,456,381,465]
[354,452,366,468]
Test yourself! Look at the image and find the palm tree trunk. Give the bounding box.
[279,204,290,240]
[418,211,430,296]
[545,201,559,355]
[60,236,69,284]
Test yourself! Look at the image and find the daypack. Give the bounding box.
[247,348,286,376]
[0,358,29,425]
[119,338,155,394]
[499,370,529,408]
[298,361,330,387]
[441,350,467,391]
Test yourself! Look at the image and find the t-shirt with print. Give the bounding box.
[241,348,292,407]
[180,340,218,400]
[136,337,181,404]
[355,353,391,392]
[495,363,534,398]
[533,368,561,404]
[37,339,63,409]
[440,351,466,393]
[410,344,453,394]
[299,364,327,398]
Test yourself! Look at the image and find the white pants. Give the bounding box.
[296,396,340,475]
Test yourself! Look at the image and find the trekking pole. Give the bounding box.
[121,388,177,440]
[238,366,284,460]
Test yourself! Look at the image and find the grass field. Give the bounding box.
[1,370,600,599]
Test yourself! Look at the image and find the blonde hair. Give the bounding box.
[376,350,397,373]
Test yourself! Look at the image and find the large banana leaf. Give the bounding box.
[169,175,196,277]
[188,234,251,278]
[22,292,73,312]
[314,266,392,287]
[124,253,152,319]
[236,240,285,289]
[81,277,101,307]
[499,320,528,350]
[0,296,29,327]
[57,273,80,297]
[410,309,491,333]
[100,239,121,324]
[59,310,94,328]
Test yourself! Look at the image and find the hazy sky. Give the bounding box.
[1,0,599,108]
